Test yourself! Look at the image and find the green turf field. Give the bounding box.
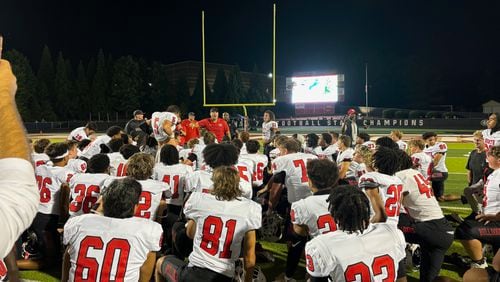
[20,142,476,281]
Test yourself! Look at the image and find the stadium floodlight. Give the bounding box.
[201,4,277,117]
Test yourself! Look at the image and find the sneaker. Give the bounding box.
[411,245,421,269]
[470,257,488,269]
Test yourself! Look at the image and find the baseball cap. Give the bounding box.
[133,110,144,116]
[347,108,356,115]
[188,112,195,116]
[210,107,219,113]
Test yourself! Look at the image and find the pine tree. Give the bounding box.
[190,69,208,116]
[90,49,109,116]
[247,64,267,115]
[226,65,244,114]
[86,57,96,85]
[54,52,73,119]
[109,56,141,114]
[37,45,56,108]
[37,82,58,121]
[4,50,41,121]
[212,67,228,104]
[75,61,90,120]
[147,62,170,113]
[175,76,190,114]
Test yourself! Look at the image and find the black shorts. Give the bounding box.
[455,213,500,248]
[159,255,232,282]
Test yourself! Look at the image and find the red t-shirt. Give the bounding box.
[181,119,200,143]
[198,118,229,142]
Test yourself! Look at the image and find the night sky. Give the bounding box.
[1,0,500,110]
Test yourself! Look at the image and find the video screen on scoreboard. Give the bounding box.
[291,75,338,103]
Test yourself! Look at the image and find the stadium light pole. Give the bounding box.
[365,63,368,117]
[202,10,206,106]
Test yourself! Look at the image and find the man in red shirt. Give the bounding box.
[180,112,200,144]
[198,108,230,143]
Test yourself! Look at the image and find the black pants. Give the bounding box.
[160,255,232,282]
[398,214,454,282]
[30,213,60,258]
[455,213,500,248]
[431,172,448,199]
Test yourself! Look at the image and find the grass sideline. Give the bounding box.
[21,140,476,281]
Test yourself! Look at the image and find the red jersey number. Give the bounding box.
[385,184,403,217]
[36,175,52,203]
[117,163,128,177]
[200,216,237,259]
[413,173,433,198]
[75,236,130,282]
[134,191,152,219]
[162,175,180,199]
[345,254,395,282]
[69,184,100,214]
[316,214,337,234]
[293,159,308,183]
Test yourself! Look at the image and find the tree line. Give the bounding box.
[4,46,272,122]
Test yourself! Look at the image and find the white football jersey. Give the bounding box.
[179,148,192,161]
[483,169,500,215]
[101,176,126,193]
[69,173,110,217]
[291,194,336,238]
[35,165,74,215]
[236,157,254,186]
[151,111,178,142]
[191,143,206,170]
[68,127,88,141]
[305,223,406,281]
[240,143,248,155]
[397,140,407,151]
[108,152,127,176]
[359,171,404,225]
[317,144,338,161]
[184,168,252,199]
[262,121,278,142]
[411,152,433,180]
[269,147,281,159]
[153,163,193,206]
[396,169,443,222]
[66,158,88,174]
[32,152,50,167]
[424,142,448,172]
[272,152,318,203]
[482,129,500,152]
[362,141,376,151]
[184,192,262,278]
[337,148,357,179]
[81,135,112,159]
[134,179,170,221]
[241,153,269,187]
[63,214,162,282]
[352,162,367,181]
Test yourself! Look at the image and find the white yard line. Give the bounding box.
[440,206,472,211]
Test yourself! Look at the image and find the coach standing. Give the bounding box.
[341,108,358,147]
[198,108,230,143]
[125,109,146,135]
[0,58,39,258]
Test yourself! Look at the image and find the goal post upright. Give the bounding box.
[201,4,277,131]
